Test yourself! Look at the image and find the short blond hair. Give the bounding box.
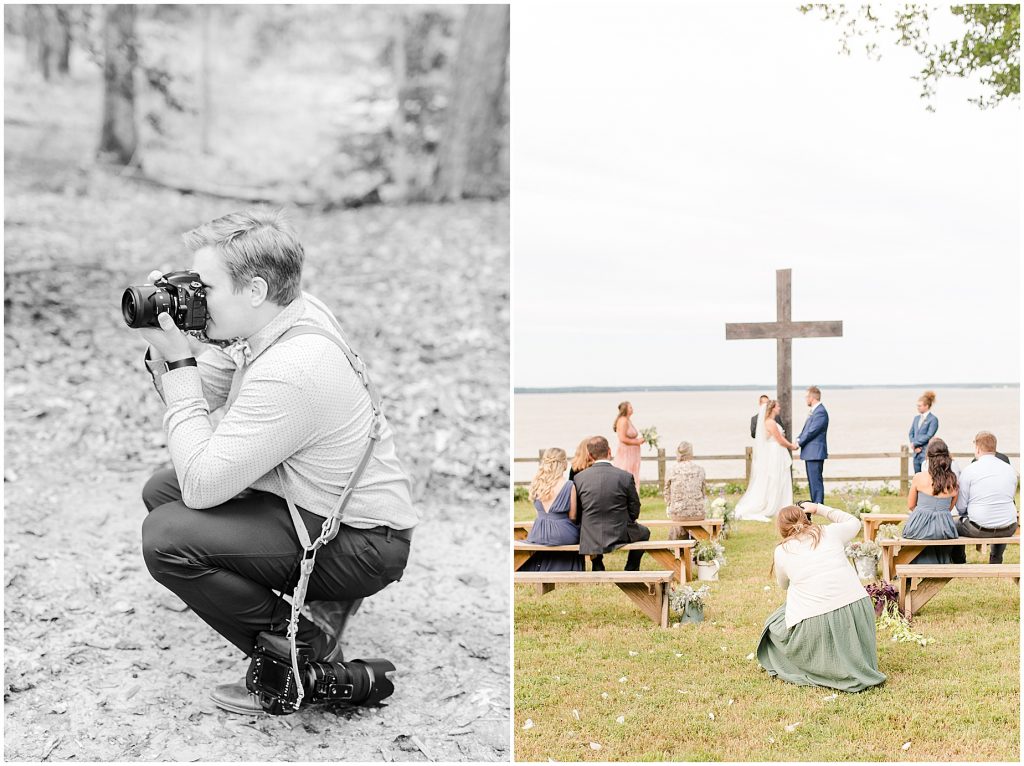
[807,386,821,400]
[184,208,304,305]
[974,431,997,453]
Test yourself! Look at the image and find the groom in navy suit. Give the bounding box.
[795,386,828,503]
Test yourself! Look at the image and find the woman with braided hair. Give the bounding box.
[520,448,584,572]
[756,503,886,693]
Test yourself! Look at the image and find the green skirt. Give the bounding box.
[757,597,886,693]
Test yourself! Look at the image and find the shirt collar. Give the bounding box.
[594,459,613,465]
[225,296,307,368]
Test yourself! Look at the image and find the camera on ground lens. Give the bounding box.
[122,270,208,330]
[246,631,395,715]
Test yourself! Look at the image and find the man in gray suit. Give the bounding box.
[573,436,649,571]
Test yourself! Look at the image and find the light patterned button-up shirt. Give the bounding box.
[147,293,419,530]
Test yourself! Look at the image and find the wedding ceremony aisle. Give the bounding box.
[513,492,1020,761]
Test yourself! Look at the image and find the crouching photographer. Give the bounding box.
[130,209,419,715]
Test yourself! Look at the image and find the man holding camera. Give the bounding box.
[134,209,419,714]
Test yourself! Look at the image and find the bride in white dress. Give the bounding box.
[735,400,799,521]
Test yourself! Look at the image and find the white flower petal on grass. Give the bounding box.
[628,650,638,656]
[572,709,580,721]
[784,722,801,733]
[589,742,602,751]
[768,736,776,744]
[522,719,534,730]
[746,652,756,660]
[728,699,734,706]
[822,693,838,701]
[616,715,625,724]
[719,646,727,651]
[601,692,609,699]
[708,712,715,721]
[763,586,771,591]
[901,742,912,751]
[618,676,627,683]
[677,689,689,694]
[675,653,682,658]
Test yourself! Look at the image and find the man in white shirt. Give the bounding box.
[951,431,1019,564]
[136,210,418,713]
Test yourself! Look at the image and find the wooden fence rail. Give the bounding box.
[513,447,1020,495]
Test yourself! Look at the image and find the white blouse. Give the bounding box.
[773,505,867,628]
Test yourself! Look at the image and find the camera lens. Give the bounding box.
[122,285,172,328]
[122,290,138,325]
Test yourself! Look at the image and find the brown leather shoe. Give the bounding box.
[210,680,265,715]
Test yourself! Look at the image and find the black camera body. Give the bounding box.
[246,631,395,715]
[122,270,208,331]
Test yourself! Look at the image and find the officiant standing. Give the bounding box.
[908,390,939,474]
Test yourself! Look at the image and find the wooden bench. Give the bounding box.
[896,563,1021,619]
[513,539,695,582]
[514,570,675,627]
[860,513,909,542]
[513,518,723,542]
[880,537,1020,581]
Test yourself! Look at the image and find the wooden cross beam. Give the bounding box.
[725,269,842,436]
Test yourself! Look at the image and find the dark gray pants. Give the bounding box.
[590,522,650,571]
[141,468,411,657]
[949,516,1019,565]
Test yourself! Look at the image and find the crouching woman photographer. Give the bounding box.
[756,503,885,693]
[131,210,419,714]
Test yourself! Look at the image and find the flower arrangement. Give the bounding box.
[694,539,726,565]
[876,523,902,541]
[877,601,934,646]
[707,493,735,540]
[855,498,882,515]
[668,584,711,614]
[877,481,899,497]
[641,426,659,452]
[845,540,882,561]
[864,580,899,617]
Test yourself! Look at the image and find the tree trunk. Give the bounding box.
[55,5,72,75]
[24,5,57,81]
[98,4,139,167]
[432,4,510,201]
[199,5,211,155]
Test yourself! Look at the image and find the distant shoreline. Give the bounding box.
[515,383,1020,394]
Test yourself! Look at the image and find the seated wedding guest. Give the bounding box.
[757,503,886,693]
[903,439,959,564]
[612,401,644,490]
[568,437,595,481]
[663,441,707,541]
[520,448,584,572]
[908,390,939,474]
[576,436,649,571]
[951,431,1019,565]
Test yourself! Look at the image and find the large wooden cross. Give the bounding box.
[725,269,843,436]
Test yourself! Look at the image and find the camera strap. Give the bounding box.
[260,321,384,710]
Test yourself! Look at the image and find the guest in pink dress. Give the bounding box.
[612,401,644,490]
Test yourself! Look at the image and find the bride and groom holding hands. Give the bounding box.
[736,386,829,521]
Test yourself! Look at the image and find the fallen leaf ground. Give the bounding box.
[4,63,510,761]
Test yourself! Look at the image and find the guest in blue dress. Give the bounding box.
[902,439,959,565]
[521,448,584,572]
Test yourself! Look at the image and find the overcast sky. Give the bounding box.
[512,2,1021,388]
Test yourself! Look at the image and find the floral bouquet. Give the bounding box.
[668,583,711,617]
[864,580,899,617]
[694,539,726,565]
[641,426,659,452]
[707,493,735,540]
[876,523,902,541]
[845,540,882,562]
[855,498,881,515]
[877,601,934,646]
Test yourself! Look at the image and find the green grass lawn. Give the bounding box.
[514,493,1020,761]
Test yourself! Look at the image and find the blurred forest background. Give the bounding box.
[5,4,510,761]
[5,3,509,204]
